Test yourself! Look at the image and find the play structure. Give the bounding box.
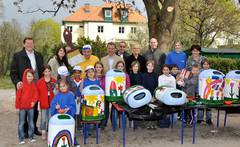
[48,114,75,147]
[123,85,152,108]
[105,69,126,102]
[81,85,105,121]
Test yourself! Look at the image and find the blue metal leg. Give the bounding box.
[112,107,116,132]
[181,110,185,144]
[122,112,126,147]
[96,123,99,144]
[217,109,220,128]
[171,113,174,128]
[192,109,196,144]
[83,123,86,144]
[224,111,227,127]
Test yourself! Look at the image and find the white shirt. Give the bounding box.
[158,74,176,88]
[26,50,36,70]
[108,57,114,70]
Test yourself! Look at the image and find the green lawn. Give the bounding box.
[0,76,14,89]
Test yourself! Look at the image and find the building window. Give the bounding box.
[98,26,104,33]
[105,9,112,17]
[119,27,124,34]
[121,10,128,18]
[79,25,84,28]
[131,27,136,34]
[66,26,73,32]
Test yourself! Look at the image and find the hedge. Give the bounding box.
[208,57,240,74]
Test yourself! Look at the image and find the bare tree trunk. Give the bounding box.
[143,0,178,52]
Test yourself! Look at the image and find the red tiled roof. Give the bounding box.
[64,2,147,23]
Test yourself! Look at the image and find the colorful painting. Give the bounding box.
[199,77,225,101]
[224,78,240,99]
[82,95,105,121]
[48,130,72,147]
[105,76,126,101]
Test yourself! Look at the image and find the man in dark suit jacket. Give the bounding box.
[10,37,44,136]
[115,41,130,63]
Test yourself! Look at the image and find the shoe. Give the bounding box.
[19,141,25,145]
[29,138,36,143]
[34,130,42,136]
[206,120,213,125]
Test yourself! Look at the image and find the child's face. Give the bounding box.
[117,63,124,71]
[73,70,81,78]
[132,64,139,73]
[95,64,103,74]
[59,82,68,93]
[162,67,170,75]
[171,67,179,75]
[26,72,34,83]
[202,62,210,69]
[87,69,95,79]
[191,67,200,76]
[147,63,154,72]
[43,68,51,77]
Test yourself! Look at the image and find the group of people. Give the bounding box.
[10,36,212,145]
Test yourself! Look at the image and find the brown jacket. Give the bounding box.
[101,54,124,74]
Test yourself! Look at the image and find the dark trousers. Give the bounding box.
[24,102,39,134]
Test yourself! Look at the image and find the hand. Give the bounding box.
[64,108,69,113]
[58,109,65,114]
[17,81,23,90]
[16,109,19,114]
[30,102,35,108]
[55,103,60,110]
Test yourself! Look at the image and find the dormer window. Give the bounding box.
[105,9,112,17]
[120,9,128,22]
[103,8,112,21]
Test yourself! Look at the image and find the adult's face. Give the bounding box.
[58,48,66,59]
[150,38,158,49]
[132,45,140,55]
[191,48,200,57]
[82,49,92,59]
[107,44,115,56]
[24,39,34,52]
[175,42,182,52]
[119,42,126,53]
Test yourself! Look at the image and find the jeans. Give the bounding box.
[18,109,34,141]
[40,109,50,131]
[197,108,212,121]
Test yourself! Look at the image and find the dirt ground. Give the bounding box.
[1,89,240,147]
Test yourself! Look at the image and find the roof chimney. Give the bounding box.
[84,3,90,13]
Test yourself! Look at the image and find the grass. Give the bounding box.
[0,76,14,89]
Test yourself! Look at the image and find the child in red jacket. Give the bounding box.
[37,65,56,140]
[16,69,38,145]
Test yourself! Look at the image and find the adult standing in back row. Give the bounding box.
[101,42,124,73]
[10,37,44,137]
[165,41,187,70]
[115,41,130,63]
[144,38,166,74]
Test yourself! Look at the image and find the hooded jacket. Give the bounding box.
[15,69,38,109]
[37,77,56,109]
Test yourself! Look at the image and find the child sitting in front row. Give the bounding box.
[158,64,176,88]
[129,61,143,86]
[50,79,76,117]
[16,69,38,144]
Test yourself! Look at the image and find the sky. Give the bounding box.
[1,0,145,32]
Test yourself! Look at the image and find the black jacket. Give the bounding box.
[116,50,130,63]
[142,72,158,95]
[125,54,147,74]
[10,49,44,86]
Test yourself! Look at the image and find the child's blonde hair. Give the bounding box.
[146,60,155,67]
